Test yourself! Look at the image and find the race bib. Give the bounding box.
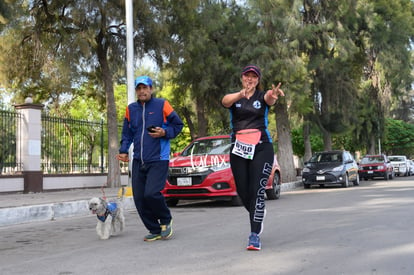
[232,129,261,160]
[232,139,256,160]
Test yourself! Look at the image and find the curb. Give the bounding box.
[0,197,136,227]
[0,181,303,227]
[281,180,303,191]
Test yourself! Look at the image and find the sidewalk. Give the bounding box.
[0,180,303,227]
[0,187,136,227]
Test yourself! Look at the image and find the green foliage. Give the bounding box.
[383,118,414,157]
[291,127,324,158]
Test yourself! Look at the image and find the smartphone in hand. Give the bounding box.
[146,126,156,133]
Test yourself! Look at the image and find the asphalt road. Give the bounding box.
[1,176,414,275]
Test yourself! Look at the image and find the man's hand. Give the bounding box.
[148,127,166,138]
[116,153,129,162]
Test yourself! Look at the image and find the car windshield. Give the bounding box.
[389,156,405,161]
[181,138,232,156]
[360,156,384,164]
[309,152,342,163]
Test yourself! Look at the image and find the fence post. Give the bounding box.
[14,97,44,193]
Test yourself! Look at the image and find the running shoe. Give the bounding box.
[144,233,161,242]
[246,232,261,251]
[160,219,173,239]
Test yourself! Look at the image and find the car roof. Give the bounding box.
[193,135,230,141]
[315,150,345,154]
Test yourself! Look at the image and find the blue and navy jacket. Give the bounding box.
[119,97,183,163]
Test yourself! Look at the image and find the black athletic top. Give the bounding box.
[226,89,273,143]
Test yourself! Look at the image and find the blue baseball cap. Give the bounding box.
[134,76,153,88]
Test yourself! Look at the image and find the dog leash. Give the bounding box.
[100,158,122,200]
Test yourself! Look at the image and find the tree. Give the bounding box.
[162,0,257,138]
[299,0,365,151]
[0,0,177,186]
[383,118,414,157]
[353,0,414,154]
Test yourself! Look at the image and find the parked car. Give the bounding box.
[388,155,409,176]
[358,154,394,180]
[162,135,282,206]
[302,150,359,189]
[407,159,414,176]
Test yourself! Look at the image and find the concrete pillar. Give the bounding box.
[14,98,44,193]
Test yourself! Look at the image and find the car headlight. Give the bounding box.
[332,165,344,172]
[187,166,210,173]
[302,167,310,173]
[377,165,384,169]
[209,162,231,172]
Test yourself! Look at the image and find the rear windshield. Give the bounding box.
[389,156,405,162]
[181,138,232,156]
[360,156,384,164]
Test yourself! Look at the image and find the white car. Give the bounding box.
[388,155,409,176]
[407,160,414,176]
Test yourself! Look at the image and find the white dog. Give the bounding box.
[88,191,125,240]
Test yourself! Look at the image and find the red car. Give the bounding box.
[162,135,282,206]
[358,154,395,180]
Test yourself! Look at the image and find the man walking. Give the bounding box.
[117,75,184,241]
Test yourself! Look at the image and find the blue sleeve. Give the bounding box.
[119,117,133,153]
[164,111,184,139]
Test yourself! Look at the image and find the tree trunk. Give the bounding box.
[196,96,208,137]
[181,107,196,140]
[274,99,297,183]
[303,116,312,162]
[368,135,376,154]
[96,31,120,188]
[322,130,332,151]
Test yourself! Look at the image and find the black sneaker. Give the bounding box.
[160,219,173,239]
[246,232,261,251]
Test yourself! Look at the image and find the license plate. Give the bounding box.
[316,176,325,181]
[368,171,373,174]
[177,177,192,186]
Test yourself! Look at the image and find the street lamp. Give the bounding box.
[126,0,135,104]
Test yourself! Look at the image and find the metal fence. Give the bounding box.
[0,110,22,174]
[0,108,126,175]
[41,115,107,174]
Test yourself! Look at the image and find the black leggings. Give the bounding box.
[230,142,274,234]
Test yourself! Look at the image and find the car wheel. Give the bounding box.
[304,183,311,189]
[231,195,243,206]
[266,172,280,200]
[166,198,179,207]
[342,174,349,188]
[353,173,360,186]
